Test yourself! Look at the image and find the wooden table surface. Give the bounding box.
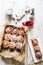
[0,0,43,65]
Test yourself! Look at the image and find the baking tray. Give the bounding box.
[0,22,28,65]
[27,26,43,63]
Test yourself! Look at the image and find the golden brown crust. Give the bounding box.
[34,45,40,52]
[31,38,38,46]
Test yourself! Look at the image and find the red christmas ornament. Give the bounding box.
[22,22,28,26]
[22,20,34,26]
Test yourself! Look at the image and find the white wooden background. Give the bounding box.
[0,0,43,65]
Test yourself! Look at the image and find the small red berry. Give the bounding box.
[29,20,34,26]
